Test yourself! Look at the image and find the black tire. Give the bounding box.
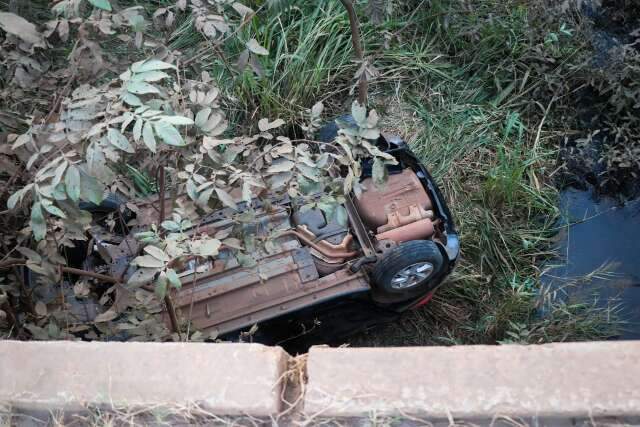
[371,240,444,303]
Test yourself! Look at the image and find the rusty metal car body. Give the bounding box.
[90,128,459,350]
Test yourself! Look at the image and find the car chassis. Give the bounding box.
[91,131,459,349]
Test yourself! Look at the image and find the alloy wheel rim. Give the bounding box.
[390,262,434,290]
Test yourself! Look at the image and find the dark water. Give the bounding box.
[541,188,640,339]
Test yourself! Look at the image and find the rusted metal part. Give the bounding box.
[312,258,347,276]
[355,169,433,233]
[292,208,348,246]
[377,205,433,234]
[344,193,376,258]
[278,230,359,259]
[167,239,369,336]
[291,248,320,284]
[294,225,356,262]
[375,218,435,243]
[375,239,399,255]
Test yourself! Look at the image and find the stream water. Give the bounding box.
[541,188,640,339]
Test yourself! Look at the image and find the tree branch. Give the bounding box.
[339,0,368,105]
[0,259,120,284]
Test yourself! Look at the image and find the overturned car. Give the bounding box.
[86,126,458,350]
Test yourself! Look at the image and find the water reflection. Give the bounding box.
[541,188,640,339]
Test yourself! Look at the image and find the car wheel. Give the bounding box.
[371,240,444,303]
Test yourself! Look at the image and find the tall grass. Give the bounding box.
[352,0,621,345]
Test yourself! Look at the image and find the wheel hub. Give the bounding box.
[390,262,434,290]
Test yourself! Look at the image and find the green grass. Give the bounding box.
[352,0,622,345]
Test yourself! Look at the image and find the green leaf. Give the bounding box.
[197,186,214,207]
[297,163,320,182]
[351,101,366,125]
[132,255,165,268]
[317,202,336,221]
[51,185,67,201]
[80,174,105,205]
[359,128,380,140]
[86,0,112,11]
[127,267,159,288]
[246,38,268,55]
[195,108,211,129]
[42,202,66,218]
[7,186,29,210]
[334,205,348,227]
[186,179,198,201]
[121,92,142,106]
[7,191,21,210]
[121,112,135,133]
[131,59,175,73]
[107,128,135,153]
[126,81,160,95]
[154,121,185,146]
[215,187,237,210]
[131,70,170,82]
[492,81,516,108]
[144,245,169,262]
[195,239,221,257]
[372,157,388,187]
[16,246,41,263]
[64,166,80,202]
[133,118,143,142]
[166,268,181,289]
[142,121,156,153]
[51,161,68,187]
[161,220,181,232]
[155,272,168,299]
[266,159,294,173]
[159,115,194,126]
[201,239,221,256]
[30,202,46,241]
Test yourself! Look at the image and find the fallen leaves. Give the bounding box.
[0,12,45,48]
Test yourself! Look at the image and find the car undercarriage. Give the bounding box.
[81,132,458,349]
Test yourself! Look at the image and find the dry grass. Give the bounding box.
[3,404,637,426]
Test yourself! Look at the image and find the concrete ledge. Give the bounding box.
[0,341,288,416]
[303,341,640,418]
[4,339,640,421]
